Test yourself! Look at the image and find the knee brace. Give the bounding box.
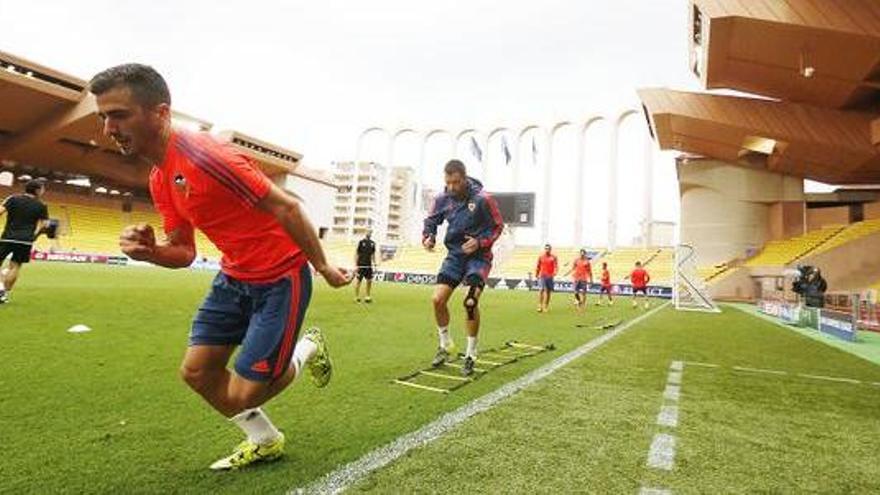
[464,284,480,321]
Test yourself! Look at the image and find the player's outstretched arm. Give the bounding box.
[120,223,196,268]
[258,184,351,288]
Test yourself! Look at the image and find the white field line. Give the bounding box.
[292,304,669,495]
[732,366,788,376]
[639,488,672,495]
[683,361,719,368]
[669,361,683,371]
[667,370,683,385]
[656,405,679,428]
[663,384,680,402]
[685,363,875,386]
[646,433,676,471]
[797,374,861,384]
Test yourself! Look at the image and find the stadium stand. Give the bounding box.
[808,219,880,256]
[745,225,846,267]
[0,184,225,260]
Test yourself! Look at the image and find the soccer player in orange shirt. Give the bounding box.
[563,249,593,312]
[535,244,558,312]
[597,261,613,306]
[91,64,352,470]
[629,260,651,309]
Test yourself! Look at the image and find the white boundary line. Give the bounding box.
[686,362,875,386]
[639,488,672,495]
[292,303,669,494]
[797,374,861,384]
[656,405,679,428]
[732,366,788,376]
[646,433,676,471]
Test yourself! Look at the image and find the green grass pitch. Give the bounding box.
[2,263,879,494]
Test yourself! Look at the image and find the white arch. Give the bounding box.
[353,127,391,241]
[485,127,514,186]
[516,125,542,192]
[574,116,607,246]
[415,129,455,239]
[541,121,573,243]
[609,109,640,249]
[454,128,484,179]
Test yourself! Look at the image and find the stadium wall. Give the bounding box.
[798,231,880,291]
[807,206,851,230]
[865,201,880,220]
[678,159,804,266]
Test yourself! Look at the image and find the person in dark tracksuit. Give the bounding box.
[422,160,504,377]
[0,179,49,304]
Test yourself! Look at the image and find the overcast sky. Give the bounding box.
[0,0,723,245]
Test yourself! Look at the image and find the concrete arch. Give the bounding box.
[573,116,608,246]
[485,127,515,186]
[540,121,575,243]
[515,125,544,192]
[609,109,650,249]
[415,129,455,230]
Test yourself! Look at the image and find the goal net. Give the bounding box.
[673,244,720,313]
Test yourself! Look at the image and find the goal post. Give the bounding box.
[673,244,720,313]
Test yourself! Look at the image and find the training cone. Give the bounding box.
[67,324,92,333]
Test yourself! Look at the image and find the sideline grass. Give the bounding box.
[354,307,880,493]
[0,263,644,494]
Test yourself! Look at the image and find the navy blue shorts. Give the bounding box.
[437,254,491,288]
[190,263,312,382]
[538,276,555,291]
[574,280,588,293]
[633,286,647,295]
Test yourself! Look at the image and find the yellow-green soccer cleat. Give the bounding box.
[304,327,333,388]
[209,434,285,471]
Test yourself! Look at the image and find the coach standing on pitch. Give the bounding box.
[0,179,49,305]
[423,160,504,377]
[90,63,351,470]
[353,229,377,303]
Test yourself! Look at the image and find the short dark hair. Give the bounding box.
[25,179,45,195]
[89,64,171,108]
[444,159,466,176]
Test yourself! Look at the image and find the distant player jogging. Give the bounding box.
[535,244,558,313]
[563,249,593,312]
[90,64,352,470]
[353,230,377,303]
[0,179,49,305]
[423,160,504,377]
[629,261,651,309]
[597,261,613,306]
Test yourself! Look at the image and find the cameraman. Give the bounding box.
[804,267,827,308]
[793,265,827,309]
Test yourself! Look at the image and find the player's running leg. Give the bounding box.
[364,271,373,303]
[354,273,362,303]
[431,283,456,367]
[181,265,324,470]
[0,261,22,303]
[460,260,489,377]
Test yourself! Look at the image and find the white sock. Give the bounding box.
[466,336,478,358]
[438,326,451,349]
[290,337,318,379]
[230,408,281,445]
[0,280,5,291]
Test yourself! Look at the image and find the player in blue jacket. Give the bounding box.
[423,160,504,376]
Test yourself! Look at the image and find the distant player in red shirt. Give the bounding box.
[535,244,558,312]
[91,64,351,470]
[563,249,592,312]
[629,260,651,309]
[597,261,613,306]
